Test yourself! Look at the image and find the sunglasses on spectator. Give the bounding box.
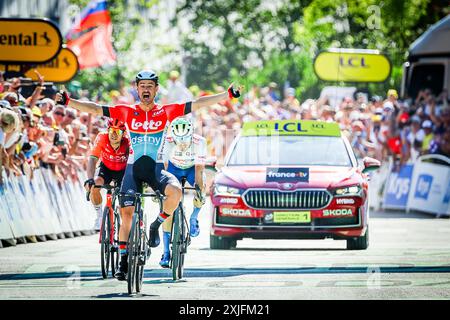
[54,111,65,117]
[67,114,76,119]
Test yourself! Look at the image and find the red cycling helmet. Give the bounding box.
[108,118,126,131]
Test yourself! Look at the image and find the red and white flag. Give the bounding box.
[66,0,116,69]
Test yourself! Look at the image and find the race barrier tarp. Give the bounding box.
[382,164,414,210]
[379,155,450,216]
[406,155,450,216]
[0,169,96,244]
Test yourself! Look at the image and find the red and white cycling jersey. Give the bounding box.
[102,102,191,164]
[89,132,130,171]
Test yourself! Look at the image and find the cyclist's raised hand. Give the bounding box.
[228,83,244,99]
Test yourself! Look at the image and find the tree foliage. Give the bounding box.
[175,0,449,97]
[67,0,449,100]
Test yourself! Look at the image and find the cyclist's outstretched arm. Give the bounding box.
[69,99,103,116]
[191,84,242,112]
[55,92,104,116]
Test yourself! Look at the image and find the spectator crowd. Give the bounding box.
[194,84,450,168]
[1,69,449,194]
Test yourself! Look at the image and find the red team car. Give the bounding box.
[210,120,380,250]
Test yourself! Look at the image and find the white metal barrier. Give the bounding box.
[0,169,96,245]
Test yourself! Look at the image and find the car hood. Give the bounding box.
[216,165,361,189]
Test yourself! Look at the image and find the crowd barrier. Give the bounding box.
[378,155,450,216]
[0,169,97,248]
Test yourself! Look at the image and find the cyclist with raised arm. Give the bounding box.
[84,118,130,231]
[56,70,241,280]
[157,117,207,268]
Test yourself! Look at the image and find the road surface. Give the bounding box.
[1,195,450,300]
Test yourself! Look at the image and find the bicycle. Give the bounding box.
[121,189,164,294]
[86,183,121,279]
[170,177,196,281]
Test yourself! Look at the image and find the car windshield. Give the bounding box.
[227,135,353,166]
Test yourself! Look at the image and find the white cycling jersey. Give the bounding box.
[159,133,207,170]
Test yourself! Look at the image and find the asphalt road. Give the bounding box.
[1,195,450,300]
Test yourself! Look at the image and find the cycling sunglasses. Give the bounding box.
[109,127,124,136]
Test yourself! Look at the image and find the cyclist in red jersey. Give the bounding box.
[56,70,242,280]
[84,118,130,231]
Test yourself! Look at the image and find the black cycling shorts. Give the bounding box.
[95,162,125,186]
[119,155,180,207]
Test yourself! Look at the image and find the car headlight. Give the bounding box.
[213,184,241,197]
[332,185,362,196]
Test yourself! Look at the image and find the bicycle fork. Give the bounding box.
[98,192,115,246]
[135,198,148,266]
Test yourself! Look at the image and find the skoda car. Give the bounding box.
[210,120,380,250]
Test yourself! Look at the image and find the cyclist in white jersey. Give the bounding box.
[157,117,207,268]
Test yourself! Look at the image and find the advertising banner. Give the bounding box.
[0,18,62,63]
[407,157,450,216]
[314,48,391,82]
[382,164,414,210]
[0,47,79,83]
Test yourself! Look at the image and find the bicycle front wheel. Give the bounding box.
[127,214,139,294]
[171,205,184,280]
[135,210,146,293]
[100,207,111,279]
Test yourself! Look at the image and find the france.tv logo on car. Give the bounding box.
[266,168,309,182]
[414,174,433,200]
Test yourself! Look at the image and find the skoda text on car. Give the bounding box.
[209,120,380,250]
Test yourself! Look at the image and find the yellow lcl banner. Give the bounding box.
[0,18,62,63]
[314,49,391,82]
[242,120,341,137]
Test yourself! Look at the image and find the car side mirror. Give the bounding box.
[205,156,218,173]
[362,156,381,174]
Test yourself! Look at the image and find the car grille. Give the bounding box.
[313,215,359,227]
[216,215,261,226]
[243,189,332,210]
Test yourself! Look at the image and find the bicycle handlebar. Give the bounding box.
[93,184,117,190]
[85,184,119,201]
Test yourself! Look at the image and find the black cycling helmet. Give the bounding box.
[136,70,159,85]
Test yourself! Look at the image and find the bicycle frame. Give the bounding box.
[94,185,120,245]
[121,189,164,294]
[170,177,196,279]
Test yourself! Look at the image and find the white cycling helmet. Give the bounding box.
[170,117,193,145]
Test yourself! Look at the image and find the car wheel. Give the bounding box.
[210,235,235,250]
[346,226,369,250]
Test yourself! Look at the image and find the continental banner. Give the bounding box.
[0,18,62,63]
[314,48,391,82]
